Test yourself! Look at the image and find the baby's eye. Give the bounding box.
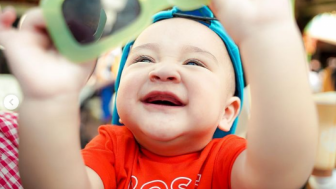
[185,60,205,67]
[135,56,154,63]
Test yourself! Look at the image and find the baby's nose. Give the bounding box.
[149,64,181,83]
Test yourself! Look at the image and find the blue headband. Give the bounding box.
[112,6,245,138]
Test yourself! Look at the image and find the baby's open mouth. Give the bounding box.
[142,91,185,107]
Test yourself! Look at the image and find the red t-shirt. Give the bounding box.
[82,125,246,189]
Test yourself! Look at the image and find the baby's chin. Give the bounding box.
[137,124,185,142]
[124,117,186,138]
[133,127,213,156]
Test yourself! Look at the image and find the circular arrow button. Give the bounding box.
[3,94,20,110]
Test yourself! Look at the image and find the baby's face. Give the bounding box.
[117,18,236,155]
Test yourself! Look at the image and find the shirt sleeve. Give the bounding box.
[213,135,247,189]
[81,125,117,189]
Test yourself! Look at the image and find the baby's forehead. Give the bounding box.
[137,18,221,42]
[132,18,231,61]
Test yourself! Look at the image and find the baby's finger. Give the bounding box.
[209,2,218,16]
[0,6,17,30]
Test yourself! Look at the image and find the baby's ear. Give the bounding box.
[218,97,241,132]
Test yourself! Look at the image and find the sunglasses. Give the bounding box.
[40,0,210,63]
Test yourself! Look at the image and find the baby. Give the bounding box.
[0,0,318,188]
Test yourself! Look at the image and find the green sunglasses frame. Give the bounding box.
[40,0,210,63]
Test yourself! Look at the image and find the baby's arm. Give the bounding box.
[212,0,318,188]
[0,8,103,189]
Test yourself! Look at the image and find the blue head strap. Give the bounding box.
[112,6,245,138]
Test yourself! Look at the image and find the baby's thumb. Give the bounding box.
[0,6,17,46]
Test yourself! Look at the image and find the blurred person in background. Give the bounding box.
[322,57,336,92]
[95,48,121,124]
[79,48,121,148]
[308,59,323,93]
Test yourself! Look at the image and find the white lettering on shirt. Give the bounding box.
[129,175,201,189]
[195,174,201,187]
[171,177,192,189]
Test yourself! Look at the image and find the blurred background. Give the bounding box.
[0,1,336,188]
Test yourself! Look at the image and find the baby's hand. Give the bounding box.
[211,0,294,44]
[0,7,96,99]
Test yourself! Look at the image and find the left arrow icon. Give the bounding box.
[4,95,19,110]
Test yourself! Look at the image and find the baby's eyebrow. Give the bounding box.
[183,45,218,63]
[130,43,159,54]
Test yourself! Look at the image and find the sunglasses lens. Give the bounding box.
[62,0,141,44]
